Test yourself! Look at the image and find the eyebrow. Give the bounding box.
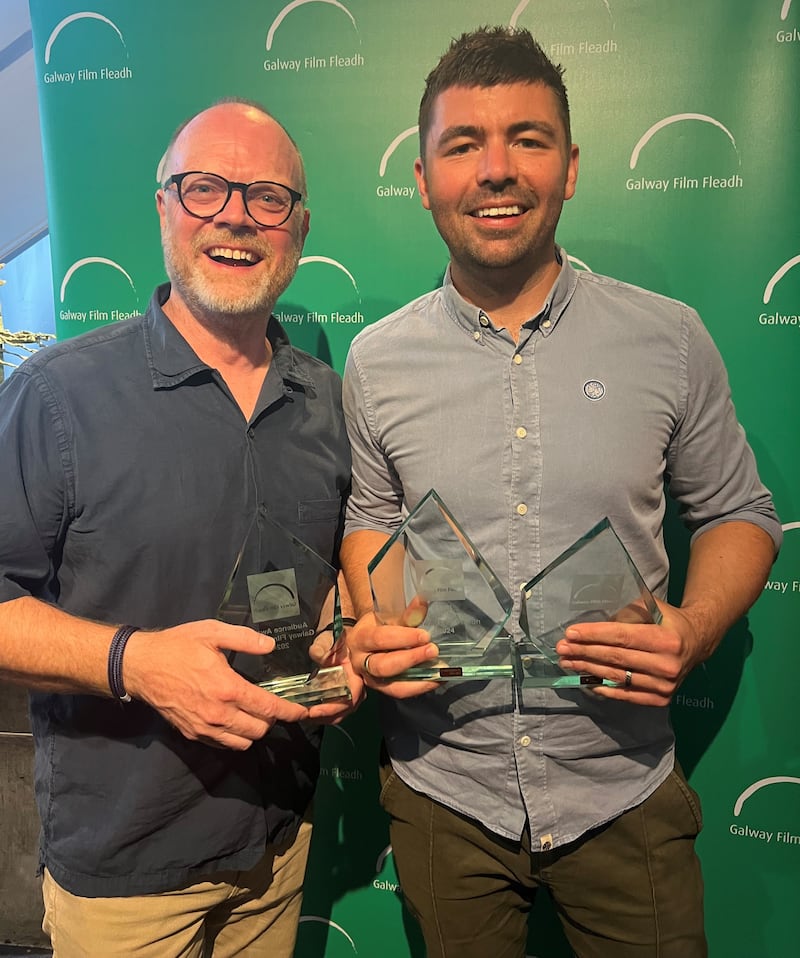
[436,119,559,149]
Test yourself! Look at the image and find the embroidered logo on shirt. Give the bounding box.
[583,379,606,401]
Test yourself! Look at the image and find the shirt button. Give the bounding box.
[540,836,553,852]
[542,319,552,330]
[479,315,490,327]
[247,427,255,438]
[473,331,481,341]
[516,503,528,516]
[513,353,522,365]
[515,426,527,439]
[519,735,531,747]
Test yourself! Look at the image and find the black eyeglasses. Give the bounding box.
[162,171,303,227]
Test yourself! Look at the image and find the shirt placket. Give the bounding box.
[509,326,558,845]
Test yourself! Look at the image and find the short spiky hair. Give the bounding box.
[418,26,571,158]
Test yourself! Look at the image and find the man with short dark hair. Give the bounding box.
[342,27,780,958]
[0,98,359,957]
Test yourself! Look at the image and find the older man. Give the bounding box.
[342,27,780,958]
[0,98,357,957]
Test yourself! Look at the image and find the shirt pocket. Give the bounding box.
[297,498,342,524]
[291,498,344,566]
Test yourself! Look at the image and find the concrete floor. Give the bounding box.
[0,949,51,956]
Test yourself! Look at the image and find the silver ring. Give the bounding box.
[363,652,376,678]
[624,669,633,688]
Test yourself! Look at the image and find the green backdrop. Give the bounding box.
[28,1,799,955]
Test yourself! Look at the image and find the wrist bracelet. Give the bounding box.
[107,625,139,703]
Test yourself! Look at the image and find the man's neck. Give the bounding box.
[162,291,271,367]
[450,255,562,342]
[162,291,273,419]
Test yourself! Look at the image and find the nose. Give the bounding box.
[213,184,255,228]
[477,139,516,189]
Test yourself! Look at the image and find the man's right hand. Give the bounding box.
[346,611,442,699]
[122,621,309,750]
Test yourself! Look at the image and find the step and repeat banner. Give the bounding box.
[28,1,799,955]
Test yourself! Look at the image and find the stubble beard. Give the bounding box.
[431,189,565,277]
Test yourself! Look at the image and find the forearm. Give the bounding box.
[677,520,776,663]
[340,529,390,619]
[0,596,116,696]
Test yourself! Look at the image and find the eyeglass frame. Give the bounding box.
[162,171,304,228]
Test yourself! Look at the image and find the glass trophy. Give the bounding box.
[218,513,351,705]
[367,489,514,681]
[516,518,662,688]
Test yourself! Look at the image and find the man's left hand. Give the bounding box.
[554,601,699,706]
[306,635,366,725]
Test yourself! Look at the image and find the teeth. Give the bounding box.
[475,205,522,218]
[208,247,258,262]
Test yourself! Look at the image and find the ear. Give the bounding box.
[564,144,580,201]
[156,188,167,226]
[414,157,431,211]
[300,208,310,244]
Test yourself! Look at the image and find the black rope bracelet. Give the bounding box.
[107,625,139,703]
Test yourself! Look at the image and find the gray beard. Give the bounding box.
[162,235,301,323]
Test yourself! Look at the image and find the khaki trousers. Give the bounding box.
[42,818,312,958]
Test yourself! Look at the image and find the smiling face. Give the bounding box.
[156,103,309,325]
[414,82,578,290]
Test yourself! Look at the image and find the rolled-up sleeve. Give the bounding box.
[342,339,404,538]
[667,307,782,553]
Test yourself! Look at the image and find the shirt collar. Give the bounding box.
[142,283,315,391]
[441,246,579,338]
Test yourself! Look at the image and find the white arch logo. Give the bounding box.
[629,114,740,170]
[781,0,793,21]
[44,12,127,64]
[762,255,800,305]
[510,0,613,27]
[379,126,418,177]
[266,0,359,51]
[59,257,136,303]
[375,844,393,874]
[782,521,800,533]
[328,723,355,749]
[568,254,593,273]
[298,255,360,296]
[733,777,800,816]
[298,916,357,952]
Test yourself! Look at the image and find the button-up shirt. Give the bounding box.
[343,253,780,848]
[0,285,351,896]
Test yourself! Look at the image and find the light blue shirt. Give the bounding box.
[343,253,781,849]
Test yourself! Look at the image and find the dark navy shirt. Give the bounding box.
[0,285,351,897]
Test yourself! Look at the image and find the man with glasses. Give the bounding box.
[0,98,357,956]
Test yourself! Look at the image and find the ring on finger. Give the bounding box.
[624,669,633,688]
[363,652,376,678]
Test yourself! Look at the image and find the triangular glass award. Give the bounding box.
[516,518,662,688]
[368,490,514,681]
[218,513,351,705]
